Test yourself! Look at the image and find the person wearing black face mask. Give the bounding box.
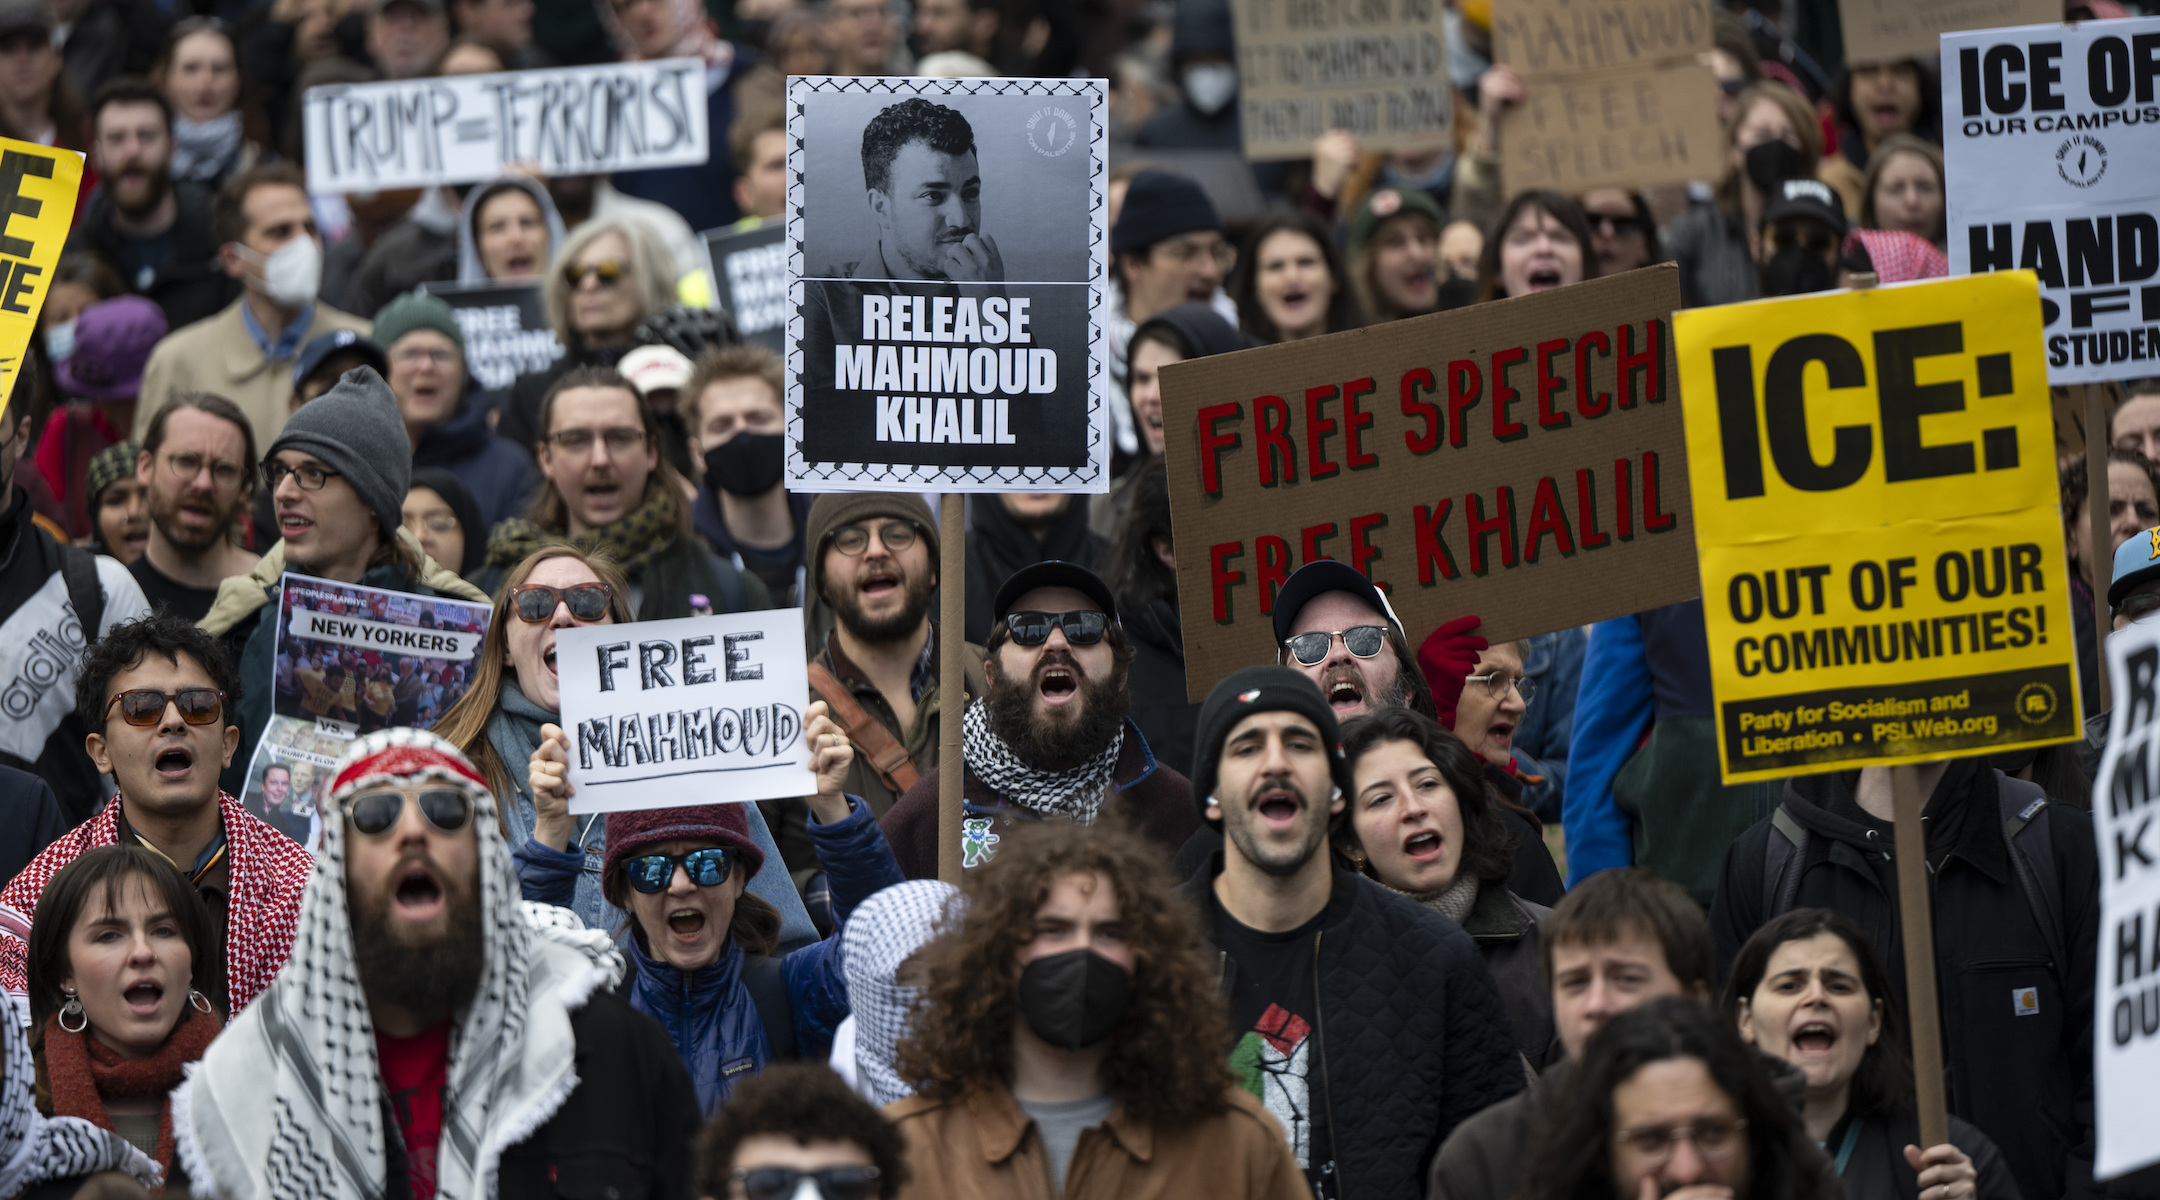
[683,345,812,608]
[1755,176,1849,298]
[887,820,1308,1200]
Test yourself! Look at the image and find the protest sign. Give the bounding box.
[786,75,1112,494]
[1942,18,2160,386]
[0,138,81,418]
[556,609,811,813]
[704,223,786,352]
[1229,0,1452,162]
[418,279,565,390]
[1491,0,1722,194]
[1160,264,1697,702]
[240,573,493,848]
[1839,0,2058,66]
[2092,616,2160,1179]
[1672,272,2080,785]
[302,59,708,193]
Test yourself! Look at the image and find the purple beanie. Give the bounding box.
[56,295,167,401]
[603,803,766,885]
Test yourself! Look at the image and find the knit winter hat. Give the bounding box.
[54,295,166,401]
[1110,171,1222,256]
[602,804,767,889]
[805,491,940,603]
[370,291,466,359]
[1190,664,1353,825]
[84,439,141,513]
[327,727,492,815]
[266,365,412,539]
[1348,186,1447,258]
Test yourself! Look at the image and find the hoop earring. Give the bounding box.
[188,989,213,1015]
[57,990,86,1034]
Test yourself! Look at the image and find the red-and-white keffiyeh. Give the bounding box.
[1844,228,1950,284]
[0,792,314,1016]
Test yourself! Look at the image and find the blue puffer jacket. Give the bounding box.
[621,795,903,1114]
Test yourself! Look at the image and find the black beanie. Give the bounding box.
[1191,665,1354,824]
[1111,170,1222,256]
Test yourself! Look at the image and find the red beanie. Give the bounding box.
[602,804,766,885]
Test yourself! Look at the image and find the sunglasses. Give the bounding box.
[563,260,628,287]
[733,1166,882,1200]
[1004,609,1108,646]
[1589,213,1641,238]
[1283,625,1389,665]
[622,847,733,894]
[1767,225,1837,254]
[2119,591,2160,624]
[509,582,615,623]
[106,687,225,727]
[346,788,475,838]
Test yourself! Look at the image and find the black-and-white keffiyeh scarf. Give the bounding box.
[961,698,1124,822]
[841,881,960,1107]
[0,994,158,1193]
[176,728,623,1200]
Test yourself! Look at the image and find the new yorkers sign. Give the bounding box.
[1160,264,1697,701]
[556,610,810,813]
[1674,272,2079,785]
[2092,616,2160,1180]
[787,76,1111,494]
[1943,19,2160,385]
[303,59,708,193]
[1231,0,1452,162]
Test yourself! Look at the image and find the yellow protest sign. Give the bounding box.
[0,138,82,423]
[1674,272,2079,784]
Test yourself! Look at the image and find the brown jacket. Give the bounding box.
[887,1086,1308,1200]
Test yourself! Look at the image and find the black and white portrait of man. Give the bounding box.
[855,98,1004,282]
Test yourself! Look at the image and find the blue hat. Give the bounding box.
[2110,528,2160,610]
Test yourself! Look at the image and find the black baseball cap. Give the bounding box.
[1759,177,1848,236]
[993,560,1119,625]
[292,330,386,392]
[1269,559,1403,646]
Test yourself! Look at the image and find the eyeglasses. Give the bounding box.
[1155,236,1236,269]
[346,787,475,838]
[1719,76,1749,95]
[544,427,648,457]
[733,1166,882,1200]
[829,520,919,556]
[161,451,247,490]
[562,259,628,288]
[263,459,339,491]
[1283,625,1389,665]
[1464,671,1536,703]
[105,687,225,727]
[509,582,615,623]
[1589,213,1641,238]
[390,345,458,367]
[1766,225,1837,255]
[621,847,733,893]
[2120,591,2160,624]
[1005,609,1108,646]
[409,512,460,534]
[1614,1118,1747,1164]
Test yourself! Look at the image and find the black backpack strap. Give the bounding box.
[60,547,103,646]
[1995,773,2069,974]
[742,953,797,1061]
[1763,804,1808,921]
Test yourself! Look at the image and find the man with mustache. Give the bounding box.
[878,561,1196,879]
[128,393,260,625]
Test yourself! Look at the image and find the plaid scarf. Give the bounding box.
[841,881,959,1107]
[486,482,680,576]
[0,994,157,1194]
[960,698,1123,823]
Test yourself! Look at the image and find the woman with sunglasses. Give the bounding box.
[1724,909,2017,1200]
[1578,189,1664,279]
[26,845,223,1194]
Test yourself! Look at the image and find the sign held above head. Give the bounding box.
[0,138,81,421]
[1229,0,1453,162]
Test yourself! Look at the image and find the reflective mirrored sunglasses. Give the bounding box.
[347,788,476,838]
[622,847,733,894]
[1004,609,1108,647]
[105,687,226,727]
[510,582,614,623]
[733,1166,882,1200]
[1283,625,1389,665]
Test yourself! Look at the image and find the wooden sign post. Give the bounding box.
[939,494,965,885]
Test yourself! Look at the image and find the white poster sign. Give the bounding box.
[1942,19,2160,385]
[556,610,810,814]
[2093,612,2160,1179]
[303,59,709,193]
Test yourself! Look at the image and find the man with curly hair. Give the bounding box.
[887,820,1305,1199]
[853,97,1001,284]
[696,1063,908,1200]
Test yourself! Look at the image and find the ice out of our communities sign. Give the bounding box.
[1942,17,2160,385]
[556,611,812,813]
[1674,272,2081,784]
[2093,617,2160,1180]
[785,75,1111,493]
[302,59,708,193]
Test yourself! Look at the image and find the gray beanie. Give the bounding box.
[267,366,411,538]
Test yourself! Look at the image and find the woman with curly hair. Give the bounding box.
[889,820,1306,1200]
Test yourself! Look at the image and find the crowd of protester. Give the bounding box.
[0,0,2148,1194]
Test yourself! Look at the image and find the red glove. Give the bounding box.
[1418,615,1487,730]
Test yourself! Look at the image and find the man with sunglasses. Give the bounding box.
[2077,529,2160,781]
[0,615,314,1019]
[696,1063,907,1200]
[181,727,703,1199]
[878,560,1196,879]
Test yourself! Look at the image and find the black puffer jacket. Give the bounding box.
[1180,858,1524,1200]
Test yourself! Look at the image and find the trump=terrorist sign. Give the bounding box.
[556,610,811,813]
[0,139,80,419]
[1674,272,2080,785]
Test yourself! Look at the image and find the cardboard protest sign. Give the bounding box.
[704,223,786,352]
[1229,0,1452,162]
[418,279,565,391]
[785,76,1112,494]
[302,59,708,193]
[1943,18,2160,386]
[557,610,811,813]
[2091,617,2160,1179]
[241,573,493,848]
[1160,264,1697,702]
[1839,0,2058,66]
[0,139,81,418]
[1672,272,2080,785]
[1491,0,1723,194]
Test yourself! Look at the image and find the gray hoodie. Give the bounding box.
[455,175,570,285]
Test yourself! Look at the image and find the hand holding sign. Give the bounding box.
[803,701,855,825]
[530,723,575,849]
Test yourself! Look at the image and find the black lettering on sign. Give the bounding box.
[0,149,51,263]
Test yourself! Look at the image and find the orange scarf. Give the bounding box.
[42,1005,221,1177]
